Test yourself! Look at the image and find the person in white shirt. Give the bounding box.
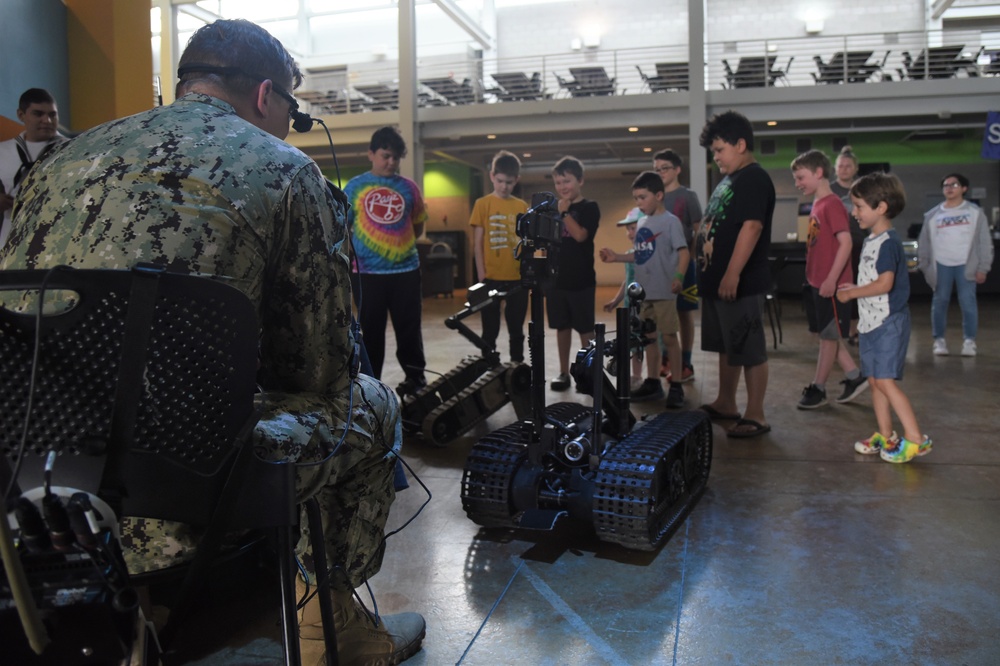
[917,173,994,357]
[0,88,66,248]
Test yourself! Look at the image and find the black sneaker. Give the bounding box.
[631,378,665,402]
[550,373,571,391]
[797,384,827,409]
[665,382,684,409]
[396,376,427,397]
[835,375,869,403]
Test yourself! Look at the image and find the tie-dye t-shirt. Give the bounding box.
[345,171,428,274]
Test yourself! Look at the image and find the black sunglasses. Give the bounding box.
[177,63,299,118]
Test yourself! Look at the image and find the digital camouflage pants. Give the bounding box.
[120,373,401,591]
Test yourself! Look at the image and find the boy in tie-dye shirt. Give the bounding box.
[345,126,429,393]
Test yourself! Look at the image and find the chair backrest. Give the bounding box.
[0,265,261,528]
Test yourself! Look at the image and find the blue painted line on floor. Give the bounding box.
[456,559,525,665]
[671,518,691,666]
[518,557,629,666]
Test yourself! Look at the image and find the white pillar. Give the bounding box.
[688,0,708,204]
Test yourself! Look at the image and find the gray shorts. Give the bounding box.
[859,310,910,380]
[701,294,768,367]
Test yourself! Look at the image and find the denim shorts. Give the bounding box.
[859,310,910,380]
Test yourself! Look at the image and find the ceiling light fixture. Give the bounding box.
[628,127,639,133]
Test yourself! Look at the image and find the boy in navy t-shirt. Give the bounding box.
[837,173,932,463]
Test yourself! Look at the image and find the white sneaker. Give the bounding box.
[961,339,977,357]
[932,338,949,356]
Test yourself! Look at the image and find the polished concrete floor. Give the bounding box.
[174,288,1000,666]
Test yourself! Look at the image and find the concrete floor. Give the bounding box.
[172,288,1000,666]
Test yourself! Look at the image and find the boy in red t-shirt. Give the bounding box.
[791,150,866,409]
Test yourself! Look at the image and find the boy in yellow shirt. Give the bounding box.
[470,150,529,362]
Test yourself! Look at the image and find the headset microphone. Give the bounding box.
[292,109,316,133]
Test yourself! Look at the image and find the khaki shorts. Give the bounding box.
[641,299,680,338]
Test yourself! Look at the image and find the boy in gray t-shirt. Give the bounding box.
[600,171,689,408]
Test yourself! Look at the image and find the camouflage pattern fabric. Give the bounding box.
[0,93,400,590]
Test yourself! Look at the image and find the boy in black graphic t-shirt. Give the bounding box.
[695,110,775,438]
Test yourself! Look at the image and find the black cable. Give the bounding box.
[4,264,71,502]
[295,381,432,626]
[314,118,342,189]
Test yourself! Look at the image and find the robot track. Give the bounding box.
[401,355,492,434]
[460,419,532,527]
[461,402,591,527]
[592,410,712,551]
[422,363,526,446]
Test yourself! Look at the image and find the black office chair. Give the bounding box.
[721,59,736,88]
[0,265,337,665]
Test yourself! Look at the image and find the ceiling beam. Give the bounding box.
[930,0,957,20]
[432,0,493,51]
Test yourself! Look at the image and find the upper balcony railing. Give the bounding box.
[296,29,999,115]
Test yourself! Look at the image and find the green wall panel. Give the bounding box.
[756,128,988,170]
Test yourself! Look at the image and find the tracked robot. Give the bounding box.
[400,283,532,446]
[460,194,713,551]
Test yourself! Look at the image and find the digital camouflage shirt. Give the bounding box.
[2,92,353,401]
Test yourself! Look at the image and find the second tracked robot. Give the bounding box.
[400,283,532,446]
[460,194,713,551]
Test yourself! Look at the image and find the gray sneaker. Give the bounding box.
[835,375,869,403]
[797,384,827,409]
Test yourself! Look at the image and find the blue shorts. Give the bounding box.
[676,261,699,313]
[859,310,910,380]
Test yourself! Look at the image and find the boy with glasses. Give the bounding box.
[652,149,702,383]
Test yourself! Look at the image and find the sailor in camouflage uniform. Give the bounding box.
[0,18,425,665]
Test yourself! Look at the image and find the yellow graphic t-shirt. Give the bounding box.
[469,193,527,281]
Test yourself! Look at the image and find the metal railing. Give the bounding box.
[297,29,997,115]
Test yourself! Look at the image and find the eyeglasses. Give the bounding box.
[654,165,678,174]
[269,83,300,119]
[177,63,299,120]
[942,182,963,189]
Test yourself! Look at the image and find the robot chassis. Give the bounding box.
[458,196,714,551]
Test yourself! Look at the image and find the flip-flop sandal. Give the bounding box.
[727,418,771,438]
[698,404,741,421]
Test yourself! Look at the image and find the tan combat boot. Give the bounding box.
[296,578,426,666]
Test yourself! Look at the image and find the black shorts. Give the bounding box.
[676,260,699,313]
[546,286,595,333]
[804,285,850,340]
